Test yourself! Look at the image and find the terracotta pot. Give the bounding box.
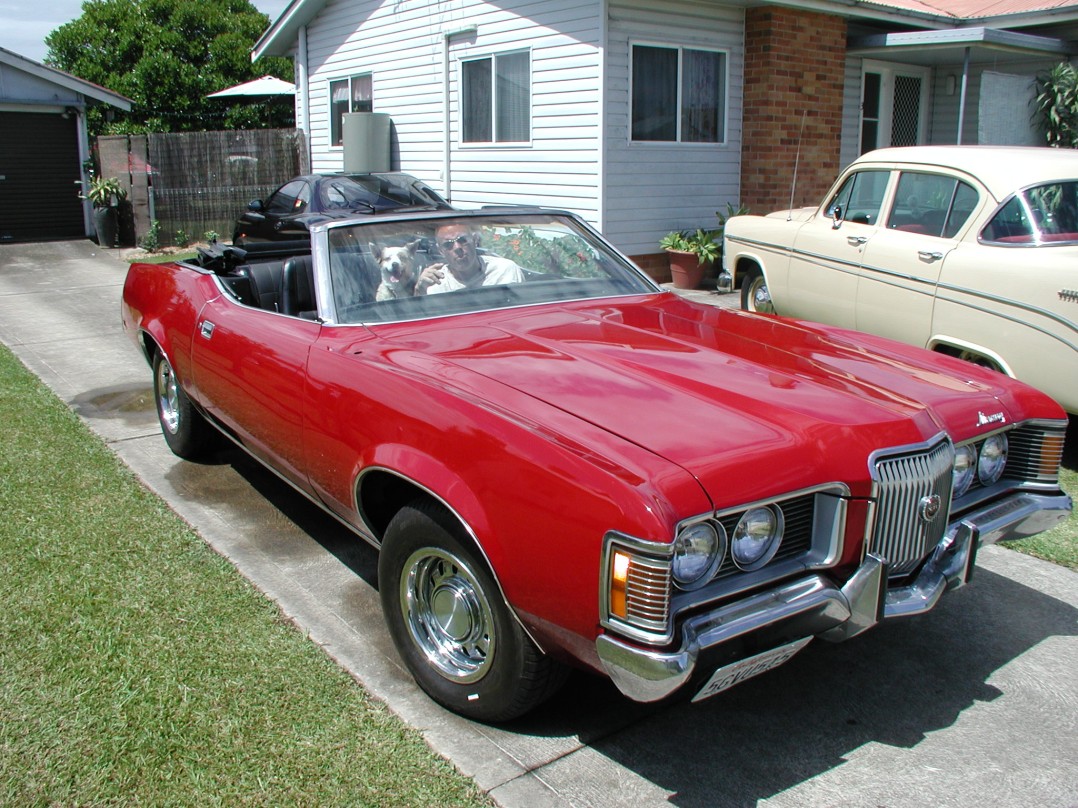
[666,249,711,289]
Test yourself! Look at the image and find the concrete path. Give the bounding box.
[1,240,1076,808]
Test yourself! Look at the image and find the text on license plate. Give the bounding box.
[692,637,812,702]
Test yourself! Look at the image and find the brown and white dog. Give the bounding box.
[371,240,421,300]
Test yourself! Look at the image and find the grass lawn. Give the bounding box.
[0,343,491,806]
[1003,459,1078,571]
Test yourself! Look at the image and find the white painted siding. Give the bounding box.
[301,0,604,225]
[840,57,862,170]
[603,0,744,255]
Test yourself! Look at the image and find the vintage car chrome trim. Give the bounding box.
[596,488,1071,703]
[600,484,850,646]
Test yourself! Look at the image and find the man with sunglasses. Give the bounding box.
[416,222,525,294]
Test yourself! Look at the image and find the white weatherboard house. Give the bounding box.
[252,0,1078,270]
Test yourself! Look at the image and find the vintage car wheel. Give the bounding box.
[152,351,215,459]
[740,267,775,314]
[379,500,567,722]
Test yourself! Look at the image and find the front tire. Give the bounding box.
[378,500,567,722]
[153,351,214,459]
[740,267,775,314]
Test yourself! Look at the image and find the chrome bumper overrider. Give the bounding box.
[596,491,1072,703]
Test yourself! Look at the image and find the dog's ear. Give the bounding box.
[405,239,420,255]
[368,243,382,260]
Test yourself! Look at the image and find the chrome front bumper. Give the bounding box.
[596,490,1072,703]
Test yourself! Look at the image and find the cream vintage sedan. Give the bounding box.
[723,146,1078,414]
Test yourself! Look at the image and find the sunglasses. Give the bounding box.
[439,234,474,252]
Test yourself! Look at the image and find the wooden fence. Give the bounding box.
[98,129,309,247]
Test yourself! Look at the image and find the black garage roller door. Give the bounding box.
[0,110,85,242]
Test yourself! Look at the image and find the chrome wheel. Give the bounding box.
[741,270,775,314]
[400,547,495,683]
[155,355,181,435]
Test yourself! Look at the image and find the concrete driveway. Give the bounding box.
[1,239,1076,808]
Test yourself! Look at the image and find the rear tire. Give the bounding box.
[378,500,567,722]
[153,351,214,459]
[740,267,775,314]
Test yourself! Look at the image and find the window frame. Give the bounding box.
[329,73,374,148]
[629,41,729,145]
[459,49,532,146]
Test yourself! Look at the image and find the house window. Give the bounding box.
[330,74,373,147]
[631,44,726,143]
[462,51,530,143]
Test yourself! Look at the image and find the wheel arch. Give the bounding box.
[731,253,766,289]
[929,336,1012,375]
[356,463,549,652]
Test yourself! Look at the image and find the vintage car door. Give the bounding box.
[783,168,891,327]
[930,189,1078,413]
[854,171,983,344]
[190,296,319,491]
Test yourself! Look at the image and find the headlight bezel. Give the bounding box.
[977,433,1009,486]
[671,520,726,590]
[730,505,785,571]
[953,443,977,498]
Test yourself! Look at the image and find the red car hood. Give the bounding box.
[378,294,1037,508]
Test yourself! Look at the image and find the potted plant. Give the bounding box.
[660,228,721,289]
[80,176,128,248]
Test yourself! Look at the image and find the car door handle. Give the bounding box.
[200,320,215,339]
[847,236,867,246]
[918,250,944,262]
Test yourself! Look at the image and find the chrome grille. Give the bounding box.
[624,556,671,630]
[870,439,955,577]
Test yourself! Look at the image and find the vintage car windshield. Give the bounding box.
[324,213,657,324]
[982,180,1078,245]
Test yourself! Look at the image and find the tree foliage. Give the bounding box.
[45,0,294,137]
[1033,62,1078,148]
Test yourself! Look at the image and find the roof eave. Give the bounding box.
[0,47,132,110]
[252,0,327,61]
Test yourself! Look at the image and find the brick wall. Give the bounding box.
[741,7,847,214]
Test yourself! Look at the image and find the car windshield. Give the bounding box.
[319,175,446,212]
[324,213,657,324]
[983,180,1078,244]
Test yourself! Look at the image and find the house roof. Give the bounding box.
[860,0,1078,18]
[251,0,1078,59]
[0,47,132,110]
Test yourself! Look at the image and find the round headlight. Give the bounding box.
[977,433,1009,485]
[672,522,725,589]
[731,506,784,571]
[953,444,977,497]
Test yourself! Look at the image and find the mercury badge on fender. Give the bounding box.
[121,208,1072,722]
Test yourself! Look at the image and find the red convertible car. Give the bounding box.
[122,208,1072,722]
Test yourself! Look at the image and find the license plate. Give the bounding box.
[692,637,812,702]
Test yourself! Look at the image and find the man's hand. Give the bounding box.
[415,263,446,294]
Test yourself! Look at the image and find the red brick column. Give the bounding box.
[741,7,847,214]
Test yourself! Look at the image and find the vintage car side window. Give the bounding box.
[826,170,889,225]
[983,181,1078,244]
[886,172,978,239]
[266,180,310,215]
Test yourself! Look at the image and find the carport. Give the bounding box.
[0,47,130,243]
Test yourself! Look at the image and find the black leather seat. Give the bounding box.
[244,262,283,311]
[280,255,317,318]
